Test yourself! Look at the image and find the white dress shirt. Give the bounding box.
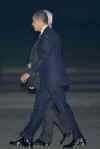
[40,25,48,36]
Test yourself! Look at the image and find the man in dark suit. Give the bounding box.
[26,10,71,146]
[9,10,86,148]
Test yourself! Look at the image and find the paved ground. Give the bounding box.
[0,92,100,149]
[1,71,100,92]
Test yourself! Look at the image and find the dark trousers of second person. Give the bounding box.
[20,85,83,141]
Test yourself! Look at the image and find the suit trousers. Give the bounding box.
[20,86,82,141]
[40,101,71,144]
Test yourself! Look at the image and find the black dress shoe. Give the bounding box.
[33,138,50,146]
[63,137,87,148]
[9,137,33,148]
[60,132,71,144]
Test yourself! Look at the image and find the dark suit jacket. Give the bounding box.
[28,39,39,65]
[27,27,69,88]
[27,38,40,89]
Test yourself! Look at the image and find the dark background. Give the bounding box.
[0,0,99,72]
[0,2,100,149]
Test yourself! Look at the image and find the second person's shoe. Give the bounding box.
[33,138,50,146]
[63,137,87,148]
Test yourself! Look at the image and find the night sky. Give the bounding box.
[0,0,99,69]
[0,0,96,31]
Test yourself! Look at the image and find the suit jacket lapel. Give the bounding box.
[40,26,50,38]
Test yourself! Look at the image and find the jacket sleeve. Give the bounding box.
[27,35,52,75]
[28,45,35,63]
[28,46,38,65]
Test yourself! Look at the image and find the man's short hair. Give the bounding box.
[43,10,53,25]
[33,10,48,24]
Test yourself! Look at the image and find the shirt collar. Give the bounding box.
[40,25,48,35]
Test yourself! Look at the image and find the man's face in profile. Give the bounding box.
[32,16,43,32]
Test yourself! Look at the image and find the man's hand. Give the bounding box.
[27,63,32,69]
[20,73,30,83]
